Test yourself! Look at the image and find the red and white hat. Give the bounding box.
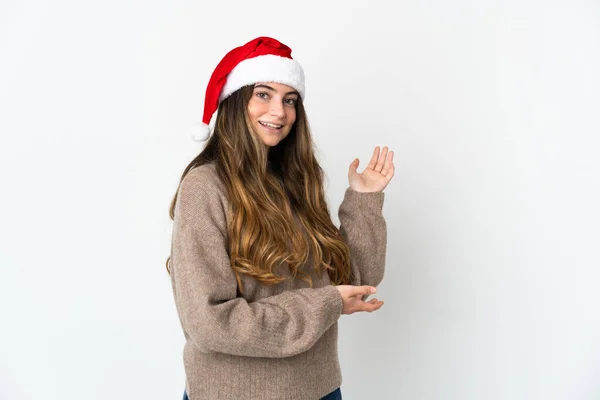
[192,36,306,142]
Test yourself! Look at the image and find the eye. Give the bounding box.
[255,91,269,100]
[284,98,297,106]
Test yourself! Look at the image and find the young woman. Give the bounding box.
[166,37,395,400]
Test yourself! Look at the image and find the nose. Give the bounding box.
[269,100,285,119]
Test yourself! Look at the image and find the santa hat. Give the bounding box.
[191,36,306,142]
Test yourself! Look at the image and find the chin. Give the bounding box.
[261,139,281,148]
[257,132,289,148]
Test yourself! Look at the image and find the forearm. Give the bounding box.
[338,187,387,287]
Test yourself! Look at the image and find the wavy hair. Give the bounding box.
[166,85,352,292]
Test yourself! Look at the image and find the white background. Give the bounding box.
[1,0,599,399]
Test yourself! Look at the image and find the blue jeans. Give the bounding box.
[320,387,343,400]
[183,387,341,399]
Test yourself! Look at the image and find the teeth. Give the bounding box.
[260,121,282,129]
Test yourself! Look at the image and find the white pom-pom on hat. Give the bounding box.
[191,122,211,142]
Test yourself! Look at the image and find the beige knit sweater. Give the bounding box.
[169,162,387,400]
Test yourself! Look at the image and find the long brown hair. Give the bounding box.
[166,85,352,292]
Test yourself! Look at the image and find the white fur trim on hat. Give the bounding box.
[219,54,305,102]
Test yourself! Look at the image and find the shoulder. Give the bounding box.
[180,162,224,196]
[176,161,229,229]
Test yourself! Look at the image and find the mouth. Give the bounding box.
[259,121,284,131]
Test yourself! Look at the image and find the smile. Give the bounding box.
[259,121,283,130]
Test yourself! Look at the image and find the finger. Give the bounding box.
[361,300,383,313]
[366,146,380,170]
[352,285,376,297]
[381,150,393,176]
[348,158,359,176]
[385,159,395,181]
[375,146,388,173]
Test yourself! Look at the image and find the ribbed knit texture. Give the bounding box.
[169,162,387,400]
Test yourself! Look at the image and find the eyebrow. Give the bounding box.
[253,84,299,97]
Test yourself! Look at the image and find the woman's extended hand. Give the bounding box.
[335,285,384,315]
[348,146,395,193]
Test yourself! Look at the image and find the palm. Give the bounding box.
[348,146,395,193]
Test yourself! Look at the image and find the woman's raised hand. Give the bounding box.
[348,146,395,193]
[335,285,384,315]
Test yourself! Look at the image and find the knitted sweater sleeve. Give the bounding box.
[338,188,387,287]
[170,166,344,358]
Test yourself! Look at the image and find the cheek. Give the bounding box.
[286,109,297,126]
[247,101,265,120]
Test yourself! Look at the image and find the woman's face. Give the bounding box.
[247,82,299,148]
